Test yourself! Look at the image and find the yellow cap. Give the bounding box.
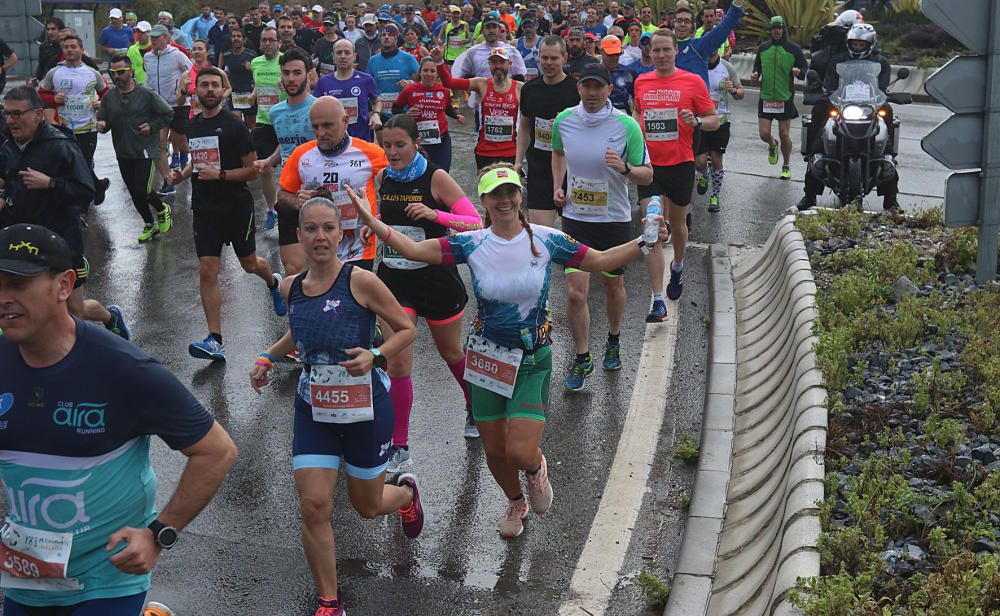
[477,166,522,196]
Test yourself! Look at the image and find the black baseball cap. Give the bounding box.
[481,13,501,26]
[578,62,611,85]
[0,224,73,276]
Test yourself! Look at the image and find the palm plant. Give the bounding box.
[739,0,847,47]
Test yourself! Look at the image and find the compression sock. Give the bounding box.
[447,358,472,408]
[389,376,414,448]
[711,169,725,197]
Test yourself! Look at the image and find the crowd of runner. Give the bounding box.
[0,1,881,614]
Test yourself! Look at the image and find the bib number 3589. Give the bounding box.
[0,518,81,591]
[464,334,523,398]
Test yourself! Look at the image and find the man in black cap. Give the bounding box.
[0,86,132,340]
[563,27,599,79]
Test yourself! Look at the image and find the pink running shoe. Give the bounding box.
[525,455,553,514]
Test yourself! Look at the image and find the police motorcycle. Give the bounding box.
[801,62,913,208]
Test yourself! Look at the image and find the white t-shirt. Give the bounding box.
[40,63,106,133]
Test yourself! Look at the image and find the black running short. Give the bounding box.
[170,106,190,134]
[525,154,563,212]
[696,123,732,155]
[637,162,696,207]
[277,203,299,246]
[757,99,799,121]
[560,217,632,276]
[252,123,279,160]
[192,191,257,258]
[377,263,468,322]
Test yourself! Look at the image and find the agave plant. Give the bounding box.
[739,0,847,47]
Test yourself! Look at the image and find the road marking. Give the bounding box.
[558,247,679,616]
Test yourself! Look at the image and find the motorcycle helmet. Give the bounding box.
[846,23,876,59]
[835,9,864,29]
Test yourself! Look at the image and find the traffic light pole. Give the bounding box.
[978,0,1000,283]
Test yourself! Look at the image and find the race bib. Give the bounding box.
[464,334,523,398]
[319,62,336,74]
[448,37,467,48]
[383,225,428,269]
[319,183,360,229]
[257,86,280,110]
[762,100,786,114]
[484,114,514,142]
[525,67,539,81]
[417,119,441,144]
[379,91,398,103]
[643,108,678,141]
[845,83,872,102]
[712,89,728,116]
[62,94,91,123]
[0,519,80,591]
[309,364,374,423]
[342,97,359,124]
[232,92,253,109]
[533,117,554,151]
[188,136,222,170]
[570,176,609,214]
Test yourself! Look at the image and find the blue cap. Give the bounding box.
[378,11,391,19]
[381,3,390,9]
[273,4,284,10]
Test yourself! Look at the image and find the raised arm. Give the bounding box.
[346,184,445,264]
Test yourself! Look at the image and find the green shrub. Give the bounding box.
[637,569,671,606]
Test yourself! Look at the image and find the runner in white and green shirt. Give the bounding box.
[249,27,285,230]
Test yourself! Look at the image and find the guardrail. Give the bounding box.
[665,216,827,616]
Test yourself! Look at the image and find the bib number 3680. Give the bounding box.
[464,335,523,398]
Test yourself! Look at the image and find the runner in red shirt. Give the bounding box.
[392,56,466,171]
[433,45,522,169]
[632,29,718,315]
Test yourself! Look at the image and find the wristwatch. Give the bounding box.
[695,116,703,130]
[370,347,387,370]
[637,238,650,256]
[219,169,227,181]
[620,161,631,176]
[48,178,56,190]
[147,519,179,550]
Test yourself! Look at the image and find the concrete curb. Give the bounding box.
[729,52,936,103]
[665,217,826,616]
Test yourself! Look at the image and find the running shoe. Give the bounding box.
[170,152,180,170]
[94,178,110,206]
[708,195,720,213]
[563,353,594,391]
[143,603,175,616]
[314,597,344,616]
[499,497,529,538]
[189,336,226,361]
[646,299,668,323]
[883,196,900,211]
[797,194,816,211]
[270,273,288,317]
[158,182,176,196]
[667,266,684,301]
[602,337,622,371]
[780,165,791,180]
[105,305,132,341]
[525,455,553,515]
[286,350,302,362]
[767,140,778,165]
[264,209,278,230]
[138,223,159,243]
[696,173,709,195]
[157,203,172,234]
[386,445,412,473]
[464,406,480,439]
[397,473,424,539]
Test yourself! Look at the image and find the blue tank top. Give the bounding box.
[289,264,385,399]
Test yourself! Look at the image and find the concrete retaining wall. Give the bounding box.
[665,216,827,616]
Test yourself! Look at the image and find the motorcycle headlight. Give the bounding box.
[842,105,872,121]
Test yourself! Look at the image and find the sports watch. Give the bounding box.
[148,520,179,550]
[370,347,387,370]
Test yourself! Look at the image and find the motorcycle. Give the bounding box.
[801,61,913,208]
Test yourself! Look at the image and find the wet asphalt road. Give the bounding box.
[1,90,948,615]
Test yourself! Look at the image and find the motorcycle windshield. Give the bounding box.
[830,61,887,109]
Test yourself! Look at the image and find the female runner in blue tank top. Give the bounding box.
[345,164,668,539]
[249,197,425,616]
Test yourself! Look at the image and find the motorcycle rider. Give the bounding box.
[798,23,897,212]
[804,9,863,101]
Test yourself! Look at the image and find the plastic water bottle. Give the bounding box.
[643,197,662,244]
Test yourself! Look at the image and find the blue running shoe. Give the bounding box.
[270,273,287,316]
[264,210,278,230]
[564,353,594,391]
[158,182,176,196]
[105,305,132,341]
[667,267,684,301]
[646,299,668,323]
[602,338,622,371]
[189,336,226,361]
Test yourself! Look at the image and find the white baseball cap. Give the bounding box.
[135,20,152,32]
[312,4,324,11]
[361,13,378,25]
[109,8,123,18]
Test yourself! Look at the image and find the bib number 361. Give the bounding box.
[464,334,523,398]
[309,365,374,423]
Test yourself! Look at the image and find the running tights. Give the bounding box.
[118,158,163,225]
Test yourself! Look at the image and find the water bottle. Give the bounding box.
[643,197,662,244]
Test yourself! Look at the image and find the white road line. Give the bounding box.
[558,247,680,616]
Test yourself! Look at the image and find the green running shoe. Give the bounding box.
[696,173,709,195]
[708,195,720,212]
[564,353,594,391]
[157,203,172,234]
[767,140,779,165]
[780,165,791,180]
[137,223,159,243]
[602,338,622,371]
